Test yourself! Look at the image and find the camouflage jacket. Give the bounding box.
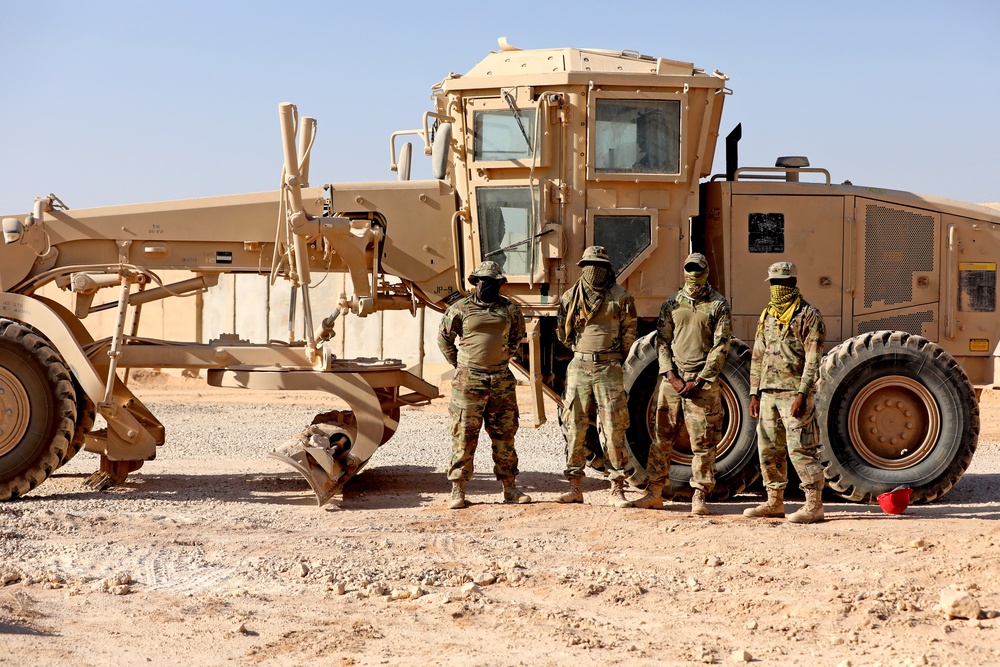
[556,283,637,356]
[437,294,526,372]
[656,288,732,383]
[749,299,826,396]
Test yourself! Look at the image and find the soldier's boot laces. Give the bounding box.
[501,478,532,504]
[632,482,664,510]
[555,478,584,504]
[448,481,467,510]
[787,487,824,524]
[690,489,710,516]
[743,488,785,518]
[608,479,632,509]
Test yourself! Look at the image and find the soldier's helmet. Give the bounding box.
[684,252,708,272]
[578,245,614,268]
[468,260,507,284]
[766,261,798,282]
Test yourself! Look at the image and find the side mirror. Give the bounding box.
[2,218,24,244]
[397,142,412,182]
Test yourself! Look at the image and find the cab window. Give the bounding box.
[476,186,537,276]
[595,99,680,174]
[474,110,535,162]
[594,214,652,275]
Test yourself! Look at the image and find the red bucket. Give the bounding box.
[877,487,912,515]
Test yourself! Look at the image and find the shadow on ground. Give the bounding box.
[31,468,1000,518]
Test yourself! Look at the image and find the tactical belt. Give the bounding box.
[573,351,622,362]
[459,363,510,374]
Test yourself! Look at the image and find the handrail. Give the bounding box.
[945,224,958,340]
[388,111,454,172]
[732,166,831,185]
[845,214,855,297]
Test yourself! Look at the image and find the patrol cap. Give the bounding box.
[766,261,798,281]
[578,245,614,268]
[683,252,708,271]
[468,260,507,284]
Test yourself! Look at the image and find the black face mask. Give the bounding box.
[476,279,501,303]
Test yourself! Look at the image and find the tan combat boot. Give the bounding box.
[608,479,632,508]
[787,487,824,524]
[690,489,709,516]
[448,481,466,510]
[632,481,663,510]
[743,488,785,518]
[555,478,584,504]
[501,478,532,504]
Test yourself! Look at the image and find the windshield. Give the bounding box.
[595,99,681,174]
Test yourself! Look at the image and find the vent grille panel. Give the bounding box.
[856,310,936,337]
[863,205,935,308]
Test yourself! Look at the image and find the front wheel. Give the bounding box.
[0,321,78,501]
[624,336,759,500]
[817,331,978,503]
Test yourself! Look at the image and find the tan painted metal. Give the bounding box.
[3,40,1000,504]
[847,375,940,469]
[0,368,30,457]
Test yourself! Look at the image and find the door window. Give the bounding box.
[476,186,538,276]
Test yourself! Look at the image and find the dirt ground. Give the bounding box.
[2,375,1000,666]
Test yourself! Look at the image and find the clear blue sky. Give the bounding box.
[2,0,997,213]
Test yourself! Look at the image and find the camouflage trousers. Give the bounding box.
[447,365,520,482]
[563,357,628,481]
[649,377,723,492]
[755,389,825,491]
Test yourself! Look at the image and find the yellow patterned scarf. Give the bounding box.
[756,285,800,337]
[564,266,613,340]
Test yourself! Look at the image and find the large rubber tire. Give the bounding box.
[624,334,759,500]
[60,383,95,468]
[817,331,978,504]
[0,321,78,501]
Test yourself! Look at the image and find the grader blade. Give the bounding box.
[268,446,360,506]
[82,457,145,491]
[209,364,438,505]
[269,420,360,506]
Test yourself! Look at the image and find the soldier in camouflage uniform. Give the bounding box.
[555,246,637,508]
[745,261,827,523]
[438,261,530,510]
[634,253,731,515]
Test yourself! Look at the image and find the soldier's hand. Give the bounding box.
[749,395,760,419]
[791,393,807,418]
[668,375,685,394]
[680,381,699,397]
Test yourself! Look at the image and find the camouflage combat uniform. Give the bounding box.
[652,287,732,492]
[438,293,526,483]
[749,297,826,491]
[556,283,637,482]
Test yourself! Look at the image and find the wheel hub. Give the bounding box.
[0,367,31,457]
[848,375,939,469]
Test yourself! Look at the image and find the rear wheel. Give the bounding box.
[0,321,78,501]
[624,336,759,500]
[817,331,978,503]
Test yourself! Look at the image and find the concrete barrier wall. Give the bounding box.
[37,272,451,381]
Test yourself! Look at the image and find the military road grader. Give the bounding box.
[2,40,997,505]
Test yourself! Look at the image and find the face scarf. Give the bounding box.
[756,283,801,336]
[682,269,710,301]
[476,278,501,304]
[563,264,615,340]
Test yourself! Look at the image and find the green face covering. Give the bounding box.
[683,270,709,298]
[582,264,612,288]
